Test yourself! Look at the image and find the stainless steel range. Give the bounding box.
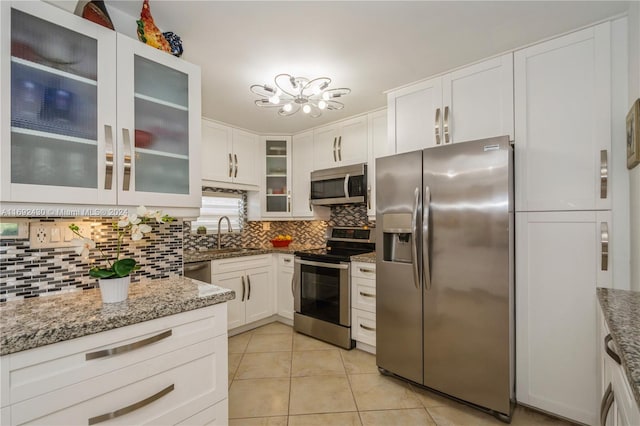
[293,226,376,349]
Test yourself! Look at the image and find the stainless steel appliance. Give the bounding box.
[310,163,367,205]
[376,136,514,420]
[293,227,375,349]
[184,261,211,283]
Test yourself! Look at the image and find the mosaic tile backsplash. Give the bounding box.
[0,218,183,302]
[1,193,374,301]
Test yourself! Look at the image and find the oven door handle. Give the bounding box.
[294,258,350,269]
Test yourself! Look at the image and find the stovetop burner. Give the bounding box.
[294,226,376,263]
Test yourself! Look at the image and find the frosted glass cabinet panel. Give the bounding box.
[260,137,292,217]
[116,34,201,207]
[2,2,117,204]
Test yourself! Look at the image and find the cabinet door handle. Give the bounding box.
[241,276,246,302]
[228,153,233,178]
[122,128,132,191]
[344,173,350,199]
[234,154,239,178]
[601,222,609,271]
[435,108,441,145]
[604,334,621,365]
[359,267,375,274]
[338,136,342,161]
[443,106,450,144]
[359,291,375,298]
[287,191,291,212]
[309,198,312,212]
[600,150,608,199]
[88,384,174,425]
[104,125,114,190]
[247,275,251,300]
[367,186,371,209]
[359,324,376,332]
[600,383,614,426]
[333,137,337,162]
[86,330,172,360]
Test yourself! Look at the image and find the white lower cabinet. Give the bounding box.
[598,308,640,426]
[212,255,274,330]
[0,304,228,426]
[516,210,612,425]
[350,262,376,353]
[276,254,294,320]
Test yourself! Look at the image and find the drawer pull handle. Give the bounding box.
[359,291,375,298]
[359,268,375,274]
[88,384,174,425]
[284,258,292,263]
[85,330,172,360]
[359,324,376,332]
[604,334,621,365]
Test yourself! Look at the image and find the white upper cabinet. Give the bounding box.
[1,2,202,210]
[115,34,201,208]
[388,54,513,154]
[201,119,259,188]
[313,115,368,170]
[514,23,611,212]
[260,136,292,218]
[291,130,315,217]
[367,109,389,217]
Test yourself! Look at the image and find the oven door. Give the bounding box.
[294,258,350,327]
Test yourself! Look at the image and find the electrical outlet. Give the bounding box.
[262,222,270,231]
[30,222,93,249]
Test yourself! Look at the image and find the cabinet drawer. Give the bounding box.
[352,278,376,313]
[278,254,294,269]
[352,309,376,347]
[351,262,376,280]
[4,304,226,406]
[212,255,272,274]
[11,335,227,425]
[176,398,228,426]
[610,359,640,426]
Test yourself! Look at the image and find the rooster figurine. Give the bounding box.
[136,0,171,53]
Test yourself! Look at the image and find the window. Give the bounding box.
[191,192,242,233]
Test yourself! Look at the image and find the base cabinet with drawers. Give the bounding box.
[0,304,228,426]
[212,255,274,330]
[351,261,377,353]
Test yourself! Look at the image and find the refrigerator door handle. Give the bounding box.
[423,185,432,290]
[411,187,420,290]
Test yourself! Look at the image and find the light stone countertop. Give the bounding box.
[597,287,640,409]
[0,277,234,356]
[183,245,323,263]
[351,252,376,264]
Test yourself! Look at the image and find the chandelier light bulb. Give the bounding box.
[269,94,280,104]
[302,104,311,114]
[322,92,331,101]
[318,100,327,110]
[283,103,293,112]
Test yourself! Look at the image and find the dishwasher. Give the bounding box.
[184,261,212,283]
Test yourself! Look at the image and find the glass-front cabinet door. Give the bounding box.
[1,2,117,204]
[116,34,201,208]
[262,136,292,217]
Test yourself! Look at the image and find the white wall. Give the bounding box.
[630,2,640,292]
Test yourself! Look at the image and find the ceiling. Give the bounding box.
[105,1,629,135]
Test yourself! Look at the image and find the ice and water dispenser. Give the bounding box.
[382,213,413,263]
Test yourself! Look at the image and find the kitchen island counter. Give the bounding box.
[597,287,640,409]
[0,277,234,356]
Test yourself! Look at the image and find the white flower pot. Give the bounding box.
[98,276,131,303]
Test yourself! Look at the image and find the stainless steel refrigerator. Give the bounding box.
[376,136,514,419]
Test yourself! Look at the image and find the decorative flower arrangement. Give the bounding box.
[69,206,175,279]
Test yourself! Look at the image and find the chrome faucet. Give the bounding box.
[217,216,232,249]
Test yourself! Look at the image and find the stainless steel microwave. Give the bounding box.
[310,163,367,205]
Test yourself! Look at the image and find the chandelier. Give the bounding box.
[250,74,350,118]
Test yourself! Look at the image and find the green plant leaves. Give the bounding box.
[89,258,139,279]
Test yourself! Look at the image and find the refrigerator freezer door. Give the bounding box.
[422,136,513,415]
[376,150,423,384]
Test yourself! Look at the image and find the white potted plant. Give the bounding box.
[69,206,174,303]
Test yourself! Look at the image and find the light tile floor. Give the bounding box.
[228,323,575,426]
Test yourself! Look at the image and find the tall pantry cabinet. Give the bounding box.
[515,21,622,426]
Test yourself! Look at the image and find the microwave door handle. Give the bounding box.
[343,174,350,199]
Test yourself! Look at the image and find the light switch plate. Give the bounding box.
[29,222,92,249]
